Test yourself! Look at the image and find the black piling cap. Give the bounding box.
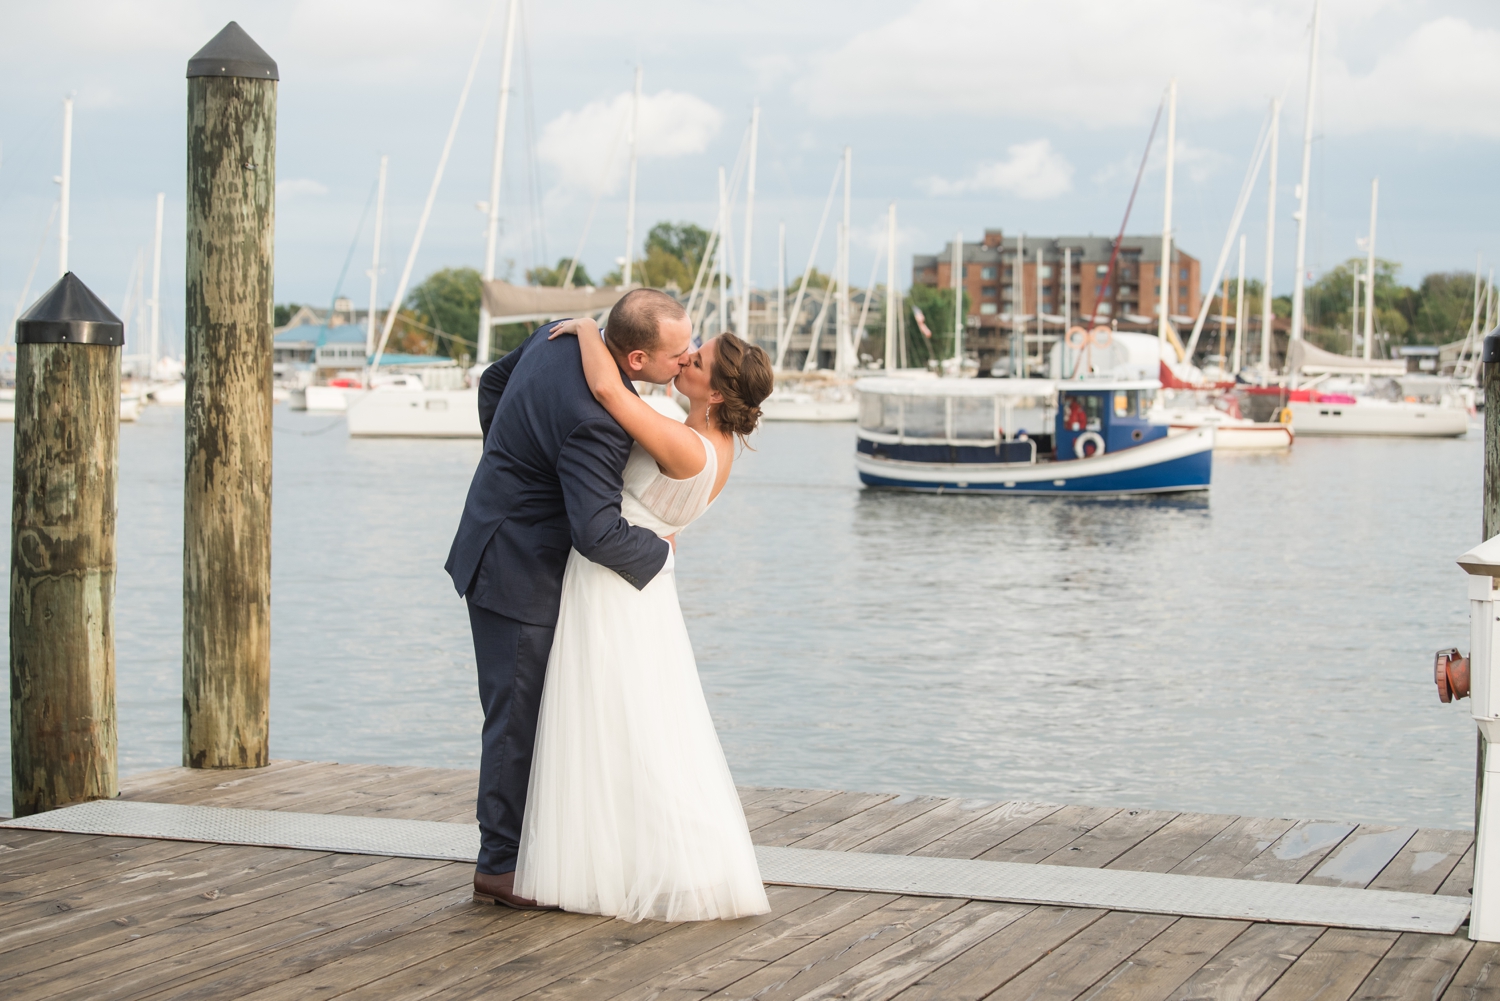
[1485,328,1500,364]
[187,22,278,81]
[16,273,124,347]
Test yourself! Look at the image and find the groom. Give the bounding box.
[446,288,693,908]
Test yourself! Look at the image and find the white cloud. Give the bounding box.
[794,0,1500,138]
[538,90,723,193]
[276,178,329,199]
[922,140,1073,200]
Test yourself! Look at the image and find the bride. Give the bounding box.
[515,317,776,923]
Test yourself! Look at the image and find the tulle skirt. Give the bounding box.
[515,549,769,923]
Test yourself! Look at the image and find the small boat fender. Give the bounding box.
[1073,431,1106,460]
[1278,407,1294,424]
[1435,647,1469,703]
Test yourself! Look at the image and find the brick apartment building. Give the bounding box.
[912,230,1201,371]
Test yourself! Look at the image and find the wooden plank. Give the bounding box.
[119,877,476,1001]
[751,792,898,848]
[497,886,830,1001]
[771,900,1030,1001]
[914,801,1063,860]
[791,796,947,852]
[1351,931,1472,1000]
[982,910,1177,1001]
[608,891,900,1001]
[1258,928,1398,1001]
[1233,820,1357,884]
[1442,940,1500,1000]
[1168,815,1299,878]
[0,834,150,885]
[1369,828,1472,895]
[1302,826,1417,888]
[0,837,209,903]
[974,805,1121,865]
[1069,917,1250,1001]
[1440,845,1476,898]
[744,788,840,833]
[1162,923,1322,1000]
[857,906,1104,1001]
[703,895,976,1001]
[1,855,458,999]
[119,760,325,804]
[1108,813,1237,874]
[403,912,676,1001]
[850,798,1002,856]
[0,848,363,979]
[1039,808,1178,869]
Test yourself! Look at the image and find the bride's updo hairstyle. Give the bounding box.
[708,333,774,441]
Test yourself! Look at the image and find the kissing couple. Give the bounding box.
[446,288,776,923]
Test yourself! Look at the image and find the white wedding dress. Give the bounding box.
[515,430,769,923]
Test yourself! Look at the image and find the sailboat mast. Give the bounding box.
[1234,234,1246,375]
[837,146,852,372]
[478,0,519,364]
[1350,265,1360,357]
[717,166,726,336]
[1064,247,1073,374]
[884,203,896,371]
[367,155,388,359]
[777,221,786,356]
[149,192,164,375]
[58,96,72,277]
[623,65,641,288]
[1156,79,1176,351]
[1011,234,1024,377]
[952,232,963,367]
[1289,0,1321,348]
[738,102,759,337]
[1363,176,1378,366]
[1260,98,1279,384]
[1035,246,1044,367]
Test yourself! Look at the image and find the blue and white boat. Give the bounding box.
[853,376,1213,496]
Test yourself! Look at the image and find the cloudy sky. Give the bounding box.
[2,0,1498,354]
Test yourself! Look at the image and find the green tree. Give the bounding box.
[904,284,969,365]
[1406,271,1478,344]
[527,257,595,287]
[403,266,483,359]
[645,221,710,276]
[274,303,303,327]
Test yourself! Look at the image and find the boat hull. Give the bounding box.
[856,426,1214,495]
[1167,422,1292,450]
[1288,400,1468,437]
[346,389,480,438]
[761,399,859,422]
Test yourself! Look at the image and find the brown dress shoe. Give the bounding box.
[473,869,558,911]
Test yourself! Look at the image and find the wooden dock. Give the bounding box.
[0,760,1491,1000]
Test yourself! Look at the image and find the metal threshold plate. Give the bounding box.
[2,800,1468,935]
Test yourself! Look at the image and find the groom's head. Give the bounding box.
[603,289,693,384]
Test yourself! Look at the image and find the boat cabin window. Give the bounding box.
[858,393,901,434]
[1061,394,1102,432]
[953,396,997,440]
[903,396,947,439]
[1113,392,1130,417]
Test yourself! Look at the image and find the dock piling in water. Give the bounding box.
[8,274,124,817]
[182,22,277,769]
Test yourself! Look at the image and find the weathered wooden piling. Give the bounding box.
[182,22,277,769]
[8,274,123,816]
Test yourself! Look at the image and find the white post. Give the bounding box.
[1364,176,1378,370]
[623,65,641,288]
[477,0,519,363]
[1064,247,1072,331]
[738,102,759,337]
[884,202,897,371]
[1261,98,1280,384]
[1157,79,1177,351]
[1290,0,1321,348]
[1012,234,1025,377]
[149,192,164,376]
[1234,233,1247,376]
[367,155,388,360]
[58,96,73,278]
[836,146,852,373]
[777,220,786,356]
[952,232,963,368]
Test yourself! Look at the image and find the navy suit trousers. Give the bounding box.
[468,598,555,875]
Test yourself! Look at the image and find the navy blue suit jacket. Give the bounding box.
[445,323,669,626]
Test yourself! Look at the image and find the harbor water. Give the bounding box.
[0,406,1481,828]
